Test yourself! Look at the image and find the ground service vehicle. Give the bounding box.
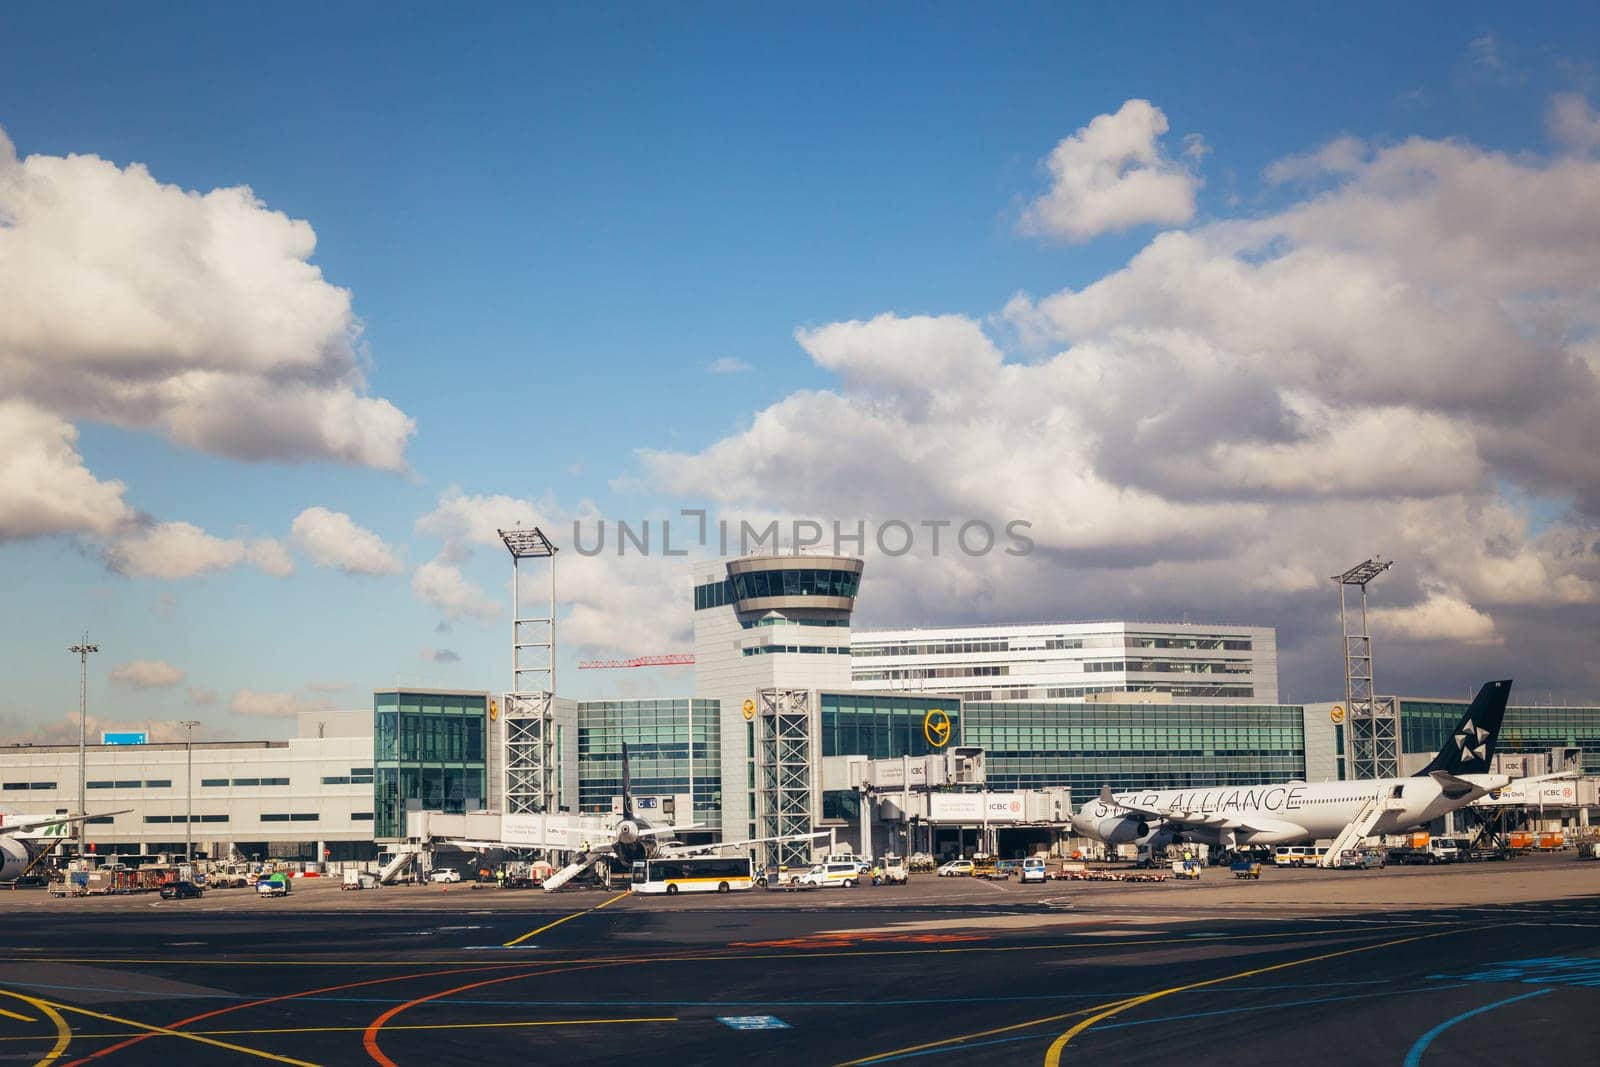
[159,880,204,899]
[428,868,461,884]
[874,856,909,885]
[342,870,379,890]
[1230,860,1262,879]
[1334,850,1371,869]
[632,856,754,895]
[798,861,862,889]
[937,859,975,877]
[1019,858,1048,884]
[256,874,290,897]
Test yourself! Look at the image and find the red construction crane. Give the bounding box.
[576,653,696,670]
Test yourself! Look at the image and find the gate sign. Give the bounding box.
[102,731,147,745]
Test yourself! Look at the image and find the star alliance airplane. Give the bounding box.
[1072,679,1513,852]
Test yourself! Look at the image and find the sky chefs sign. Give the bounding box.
[101,731,147,745]
[928,792,1025,823]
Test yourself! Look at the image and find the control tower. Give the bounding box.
[692,554,864,846]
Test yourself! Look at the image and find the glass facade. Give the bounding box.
[963,702,1306,794]
[695,569,860,609]
[576,699,721,817]
[1400,700,1599,771]
[820,693,960,759]
[373,690,488,839]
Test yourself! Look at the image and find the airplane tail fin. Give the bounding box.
[1414,680,1512,777]
[621,741,634,820]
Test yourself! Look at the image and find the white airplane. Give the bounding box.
[442,743,825,889]
[1073,679,1514,852]
[0,808,132,882]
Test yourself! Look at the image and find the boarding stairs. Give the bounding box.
[377,846,419,885]
[540,856,599,892]
[1318,795,1390,867]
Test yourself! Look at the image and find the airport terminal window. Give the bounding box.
[728,568,859,601]
[261,813,291,822]
[198,814,228,823]
[201,778,228,787]
[144,779,171,788]
[114,780,140,789]
[289,813,318,822]
[86,781,114,789]
[323,776,351,785]
[85,815,114,824]
[4,781,56,790]
[351,812,374,821]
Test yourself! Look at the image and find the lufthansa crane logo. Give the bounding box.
[922,708,952,749]
[1330,705,1345,724]
[742,698,756,721]
[489,699,499,722]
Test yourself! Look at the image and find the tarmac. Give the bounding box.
[0,853,1596,1065]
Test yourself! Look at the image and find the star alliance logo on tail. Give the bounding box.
[1455,719,1490,762]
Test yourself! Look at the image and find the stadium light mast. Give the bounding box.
[498,526,558,816]
[68,634,98,851]
[1333,557,1396,779]
[177,720,200,863]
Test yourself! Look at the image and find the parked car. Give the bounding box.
[256,875,290,897]
[936,859,975,877]
[1019,858,1048,884]
[1333,849,1370,869]
[1360,847,1388,868]
[428,868,462,884]
[159,880,204,900]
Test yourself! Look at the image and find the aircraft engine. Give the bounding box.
[0,836,34,882]
[1087,816,1149,844]
[615,819,639,846]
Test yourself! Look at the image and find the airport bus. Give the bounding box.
[630,855,754,895]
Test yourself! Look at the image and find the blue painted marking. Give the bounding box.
[1430,956,1600,988]
[1402,988,1553,1067]
[1095,984,1474,1032]
[718,1015,790,1031]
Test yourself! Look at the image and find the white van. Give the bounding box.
[798,862,862,889]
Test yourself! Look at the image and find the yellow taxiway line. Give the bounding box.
[502,891,630,946]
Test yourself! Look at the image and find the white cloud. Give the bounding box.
[412,556,501,622]
[0,125,414,472]
[0,398,135,541]
[1548,93,1600,155]
[1264,136,1368,184]
[1019,99,1200,243]
[246,538,296,578]
[290,506,403,575]
[1371,590,1501,645]
[708,357,752,374]
[187,686,218,705]
[304,680,353,693]
[229,690,329,718]
[104,522,294,580]
[109,659,186,688]
[643,121,1600,700]
[107,522,247,579]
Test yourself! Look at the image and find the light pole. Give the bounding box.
[68,634,99,853]
[177,720,200,863]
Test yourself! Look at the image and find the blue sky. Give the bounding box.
[2,3,1598,738]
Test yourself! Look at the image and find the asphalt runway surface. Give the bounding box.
[1,855,1597,1066]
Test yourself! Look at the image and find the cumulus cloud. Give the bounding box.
[1264,136,1368,184]
[290,506,403,575]
[1548,93,1600,155]
[642,116,1600,701]
[0,711,209,745]
[229,690,330,718]
[1371,589,1501,646]
[187,686,219,705]
[109,659,186,688]
[0,398,135,541]
[1019,99,1201,243]
[105,521,293,580]
[411,556,501,622]
[0,125,414,473]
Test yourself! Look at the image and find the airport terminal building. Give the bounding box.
[4,551,1598,864]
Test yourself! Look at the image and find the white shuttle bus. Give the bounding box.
[631,856,754,895]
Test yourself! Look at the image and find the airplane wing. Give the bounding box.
[2,809,132,835]
[634,824,701,838]
[658,831,828,858]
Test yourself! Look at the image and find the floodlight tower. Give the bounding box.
[68,634,98,852]
[1333,557,1397,779]
[498,526,558,814]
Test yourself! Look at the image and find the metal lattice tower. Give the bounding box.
[1334,557,1398,779]
[756,688,815,869]
[500,526,557,815]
